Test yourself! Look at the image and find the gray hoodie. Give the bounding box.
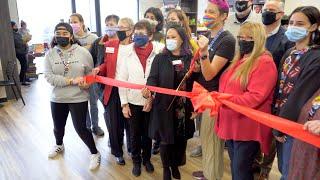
[44,44,93,103]
[74,31,98,47]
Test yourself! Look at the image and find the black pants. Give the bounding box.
[226,140,260,180]
[16,53,28,82]
[160,139,187,168]
[51,101,98,154]
[128,104,152,164]
[104,87,130,157]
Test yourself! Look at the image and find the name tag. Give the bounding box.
[105,47,115,53]
[172,60,182,65]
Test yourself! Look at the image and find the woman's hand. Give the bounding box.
[274,135,286,143]
[78,79,90,89]
[304,120,320,135]
[92,67,100,75]
[198,35,209,55]
[141,87,151,99]
[122,104,132,119]
[143,98,153,112]
[190,112,200,119]
[72,77,83,85]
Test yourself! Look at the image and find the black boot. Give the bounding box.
[132,163,141,177]
[163,167,171,180]
[171,166,181,179]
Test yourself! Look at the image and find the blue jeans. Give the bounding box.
[277,136,293,180]
[226,140,260,180]
[86,84,100,129]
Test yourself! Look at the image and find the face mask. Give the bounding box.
[239,40,254,55]
[13,28,18,32]
[285,26,308,42]
[71,23,81,34]
[133,34,149,47]
[203,14,218,29]
[262,11,278,25]
[235,1,249,12]
[117,31,128,41]
[105,27,117,37]
[56,36,70,47]
[166,39,178,51]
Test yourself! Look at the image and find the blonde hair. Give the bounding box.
[229,22,269,89]
[119,17,134,29]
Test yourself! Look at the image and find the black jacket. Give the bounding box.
[273,45,320,136]
[147,52,195,144]
[13,31,28,55]
[266,26,295,69]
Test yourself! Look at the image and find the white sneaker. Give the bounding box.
[48,144,64,158]
[89,152,101,170]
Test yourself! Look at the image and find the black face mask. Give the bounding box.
[235,1,249,12]
[13,28,18,32]
[262,11,278,25]
[239,40,254,55]
[117,31,128,41]
[56,37,70,47]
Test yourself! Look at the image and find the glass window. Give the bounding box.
[17,0,72,44]
[100,0,138,32]
[75,0,97,33]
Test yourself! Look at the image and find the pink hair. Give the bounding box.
[208,0,229,12]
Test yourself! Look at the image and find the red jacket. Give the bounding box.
[216,53,277,154]
[99,39,120,105]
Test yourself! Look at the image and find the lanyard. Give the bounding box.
[208,29,224,51]
[56,47,75,76]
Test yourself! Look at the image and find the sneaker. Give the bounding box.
[89,152,101,170]
[92,127,104,137]
[151,141,160,155]
[192,171,205,179]
[144,161,154,173]
[171,166,181,179]
[190,146,202,157]
[48,144,64,158]
[132,163,141,177]
[116,156,125,165]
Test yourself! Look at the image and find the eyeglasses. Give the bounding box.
[262,9,283,14]
[237,36,254,41]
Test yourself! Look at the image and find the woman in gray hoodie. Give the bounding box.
[44,23,100,170]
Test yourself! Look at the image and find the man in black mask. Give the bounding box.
[11,21,30,86]
[225,0,261,36]
[253,1,294,180]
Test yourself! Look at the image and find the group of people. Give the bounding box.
[42,0,320,179]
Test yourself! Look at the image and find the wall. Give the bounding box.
[0,0,20,100]
[284,0,320,15]
[139,0,163,19]
[8,0,19,24]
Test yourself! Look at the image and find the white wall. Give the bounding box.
[8,0,19,24]
[284,0,320,15]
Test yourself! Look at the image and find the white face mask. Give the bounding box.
[166,39,178,51]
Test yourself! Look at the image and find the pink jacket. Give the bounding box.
[216,53,277,154]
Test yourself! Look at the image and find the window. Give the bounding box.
[100,0,138,32]
[75,0,97,32]
[17,0,72,44]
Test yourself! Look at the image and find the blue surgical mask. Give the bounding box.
[285,26,308,42]
[133,34,149,47]
[105,27,117,37]
[166,39,178,51]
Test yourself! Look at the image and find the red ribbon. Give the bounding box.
[85,75,320,148]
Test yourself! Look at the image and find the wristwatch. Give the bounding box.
[200,54,208,61]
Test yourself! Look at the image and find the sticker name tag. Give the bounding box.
[105,47,115,53]
[172,60,182,65]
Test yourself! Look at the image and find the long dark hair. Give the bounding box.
[289,6,320,45]
[144,7,164,32]
[163,24,192,56]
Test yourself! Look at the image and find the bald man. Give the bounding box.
[253,1,294,180]
[225,0,261,36]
